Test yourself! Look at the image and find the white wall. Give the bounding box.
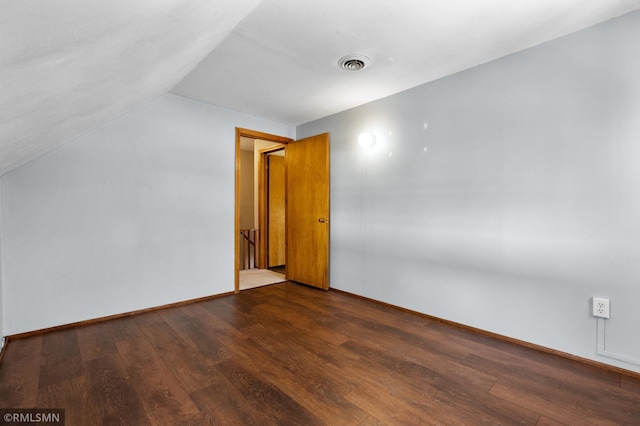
[0,94,294,335]
[298,11,640,373]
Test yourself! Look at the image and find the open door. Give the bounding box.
[235,128,292,293]
[286,133,330,290]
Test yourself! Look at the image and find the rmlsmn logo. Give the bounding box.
[1,409,65,425]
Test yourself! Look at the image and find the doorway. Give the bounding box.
[235,128,331,292]
[235,129,292,292]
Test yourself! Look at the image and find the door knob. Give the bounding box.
[318,218,329,223]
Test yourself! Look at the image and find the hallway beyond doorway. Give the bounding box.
[239,269,286,290]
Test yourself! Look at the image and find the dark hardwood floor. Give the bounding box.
[1,282,639,425]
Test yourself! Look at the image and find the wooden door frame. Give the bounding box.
[257,145,286,271]
[235,128,292,293]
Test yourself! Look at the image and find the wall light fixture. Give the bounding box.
[358,132,376,148]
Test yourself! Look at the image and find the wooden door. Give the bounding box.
[285,133,330,290]
[268,154,286,267]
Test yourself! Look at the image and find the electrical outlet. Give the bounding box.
[592,297,610,319]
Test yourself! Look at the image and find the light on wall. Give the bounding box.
[358,132,376,148]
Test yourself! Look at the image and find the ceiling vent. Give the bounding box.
[338,55,370,71]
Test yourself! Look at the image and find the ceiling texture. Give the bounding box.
[2,0,640,176]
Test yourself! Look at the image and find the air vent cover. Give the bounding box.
[338,55,370,71]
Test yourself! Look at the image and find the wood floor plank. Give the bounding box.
[329,310,502,396]
[536,415,571,426]
[311,288,448,343]
[248,284,537,423]
[343,373,442,425]
[37,376,94,426]
[536,416,566,426]
[214,358,324,426]
[40,328,81,365]
[252,294,353,346]
[443,333,623,390]
[132,311,165,328]
[223,324,369,424]
[39,328,83,388]
[115,337,201,425]
[332,309,444,356]
[459,344,640,422]
[158,306,232,363]
[83,354,151,425]
[76,322,118,363]
[621,374,640,392]
[200,294,265,331]
[262,282,331,315]
[243,308,363,370]
[180,302,246,342]
[189,367,270,426]
[106,315,145,342]
[489,380,623,425]
[137,321,220,393]
[0,335,42,408]
[356,415,388,426]
[341,339,540,425]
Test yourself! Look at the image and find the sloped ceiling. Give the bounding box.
[2,0,640,176]
[0,0,262,176]
[172,0,640,125]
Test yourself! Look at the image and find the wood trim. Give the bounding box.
[236,128,293,145]
[330,288,640,380]
[5,291,234,341]
[235,128,242,293]
[235,128,292,292]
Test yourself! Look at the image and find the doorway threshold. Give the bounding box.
[239,269,286,290]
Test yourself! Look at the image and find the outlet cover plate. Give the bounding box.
[592,297,610,319]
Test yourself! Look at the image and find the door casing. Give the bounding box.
[235,128,292,293]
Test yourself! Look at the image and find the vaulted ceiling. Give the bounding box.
[2,0,639,176]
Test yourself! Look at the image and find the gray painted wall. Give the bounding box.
[298,11,640,372]
[0,94,294,335]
